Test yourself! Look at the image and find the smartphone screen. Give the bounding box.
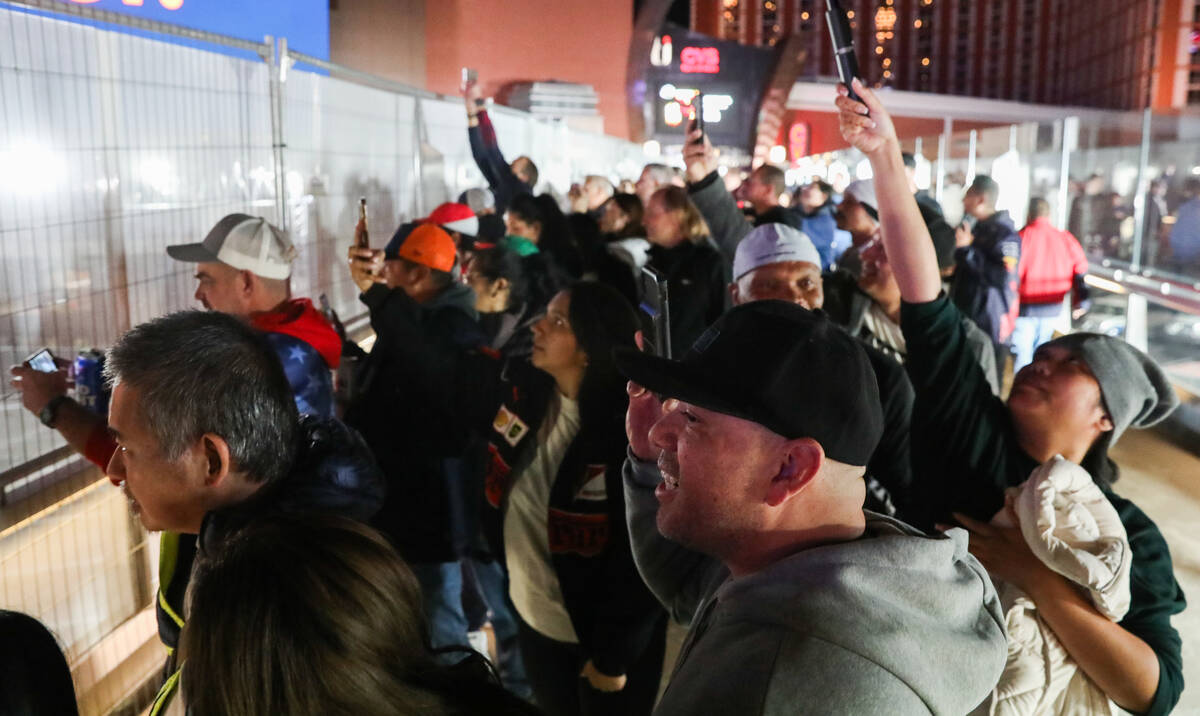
[25,348,57,373]
[638,267,672,359]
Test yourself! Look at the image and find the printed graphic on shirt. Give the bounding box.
[492,405,530,447]
[575,465,608,501]
[493,405,516,433]
[548,508,610,557]
[505,418,528,446]
[484,444,512,508]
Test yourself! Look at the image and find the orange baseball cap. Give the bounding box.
[395,223,457,273]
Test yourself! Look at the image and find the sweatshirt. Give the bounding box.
[624,454,1008,715]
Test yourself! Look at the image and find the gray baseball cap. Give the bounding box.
[166,214,296,280]
[732,223,822,280]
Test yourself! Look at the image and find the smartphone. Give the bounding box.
[638,267,672,359]
[462,67,478,89]
[354,198,369,249]
[825,0,865,106]
[693,91,705,137]
[24,348,57,373]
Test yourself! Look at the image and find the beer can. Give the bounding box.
[74,349,109,416]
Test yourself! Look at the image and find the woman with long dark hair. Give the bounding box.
[381,281,668,716]
[179,515,538,716]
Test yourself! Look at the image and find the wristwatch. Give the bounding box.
[39,395,71,428]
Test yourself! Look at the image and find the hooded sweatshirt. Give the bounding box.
[624,454,1008,716]
[250,298,341,418]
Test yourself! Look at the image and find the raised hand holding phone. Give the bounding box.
[834,80,895,157]
[682,116,717,184]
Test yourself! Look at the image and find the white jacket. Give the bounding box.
[977,455,1132,716]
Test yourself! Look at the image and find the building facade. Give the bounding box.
[689,0,1198,111]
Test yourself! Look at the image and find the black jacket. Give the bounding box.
[468,110,533,214]
[345,282,486,563]
[361,304,666,677]
[645,241,726,353]
[950,210,1021,344]
[467,358,665,677]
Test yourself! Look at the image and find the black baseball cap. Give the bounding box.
[615,301,884,466]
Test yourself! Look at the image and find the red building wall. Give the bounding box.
[424,0,635,139]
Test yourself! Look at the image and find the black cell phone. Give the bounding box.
[639,267,672,359]
[24,348,57,373]
[825,0,865,106]
[693,91,705,137]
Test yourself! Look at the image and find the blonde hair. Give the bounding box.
[651,186,711,244]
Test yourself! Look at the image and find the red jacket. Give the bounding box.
[1017,218,1088,305]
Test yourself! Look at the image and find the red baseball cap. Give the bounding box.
[395,224,457,273]
[423,202,478,237]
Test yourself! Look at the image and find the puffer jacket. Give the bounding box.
[977,456,1131,716]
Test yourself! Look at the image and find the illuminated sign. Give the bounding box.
[646,23,774,149]
[680,46,720,74]
[45,0,330,59]
[651,35,673,67]
[788,122,810,162]
[658,85,734,128]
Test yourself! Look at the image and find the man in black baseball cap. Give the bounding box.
[617,301,1006,715]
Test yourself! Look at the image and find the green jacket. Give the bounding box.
[900,294,1186,716]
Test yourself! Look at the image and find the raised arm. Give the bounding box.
[835,80,941,303]
[683,121,750,269]
[10,363,115,470]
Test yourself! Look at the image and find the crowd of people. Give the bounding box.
[1069,170,1200,277]
[5,77,1187,716]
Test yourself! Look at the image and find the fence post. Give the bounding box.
[1129,108,1152,273]
[266,35,289,232]
[936,117,951,204]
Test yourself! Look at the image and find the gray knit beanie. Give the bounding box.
[1044,333,1179,444]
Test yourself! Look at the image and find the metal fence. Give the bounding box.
[0,2,648,713]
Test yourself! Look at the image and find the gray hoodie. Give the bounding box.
[624,453,1007,715]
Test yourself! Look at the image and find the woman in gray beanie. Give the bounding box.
[837,82,1186,716]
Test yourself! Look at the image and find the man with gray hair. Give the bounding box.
[105,310,382,714]
[635,163,676,205]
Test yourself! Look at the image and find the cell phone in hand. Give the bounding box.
[638,267,672,359]
[825,0,865,106]
[693,91,705,139]
[24,348,57,373]
[462,67,478,89]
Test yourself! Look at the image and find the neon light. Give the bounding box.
[664,101,684,127]
[679,46,720,74]
[122,0,145,6]
[788,122,810,161]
